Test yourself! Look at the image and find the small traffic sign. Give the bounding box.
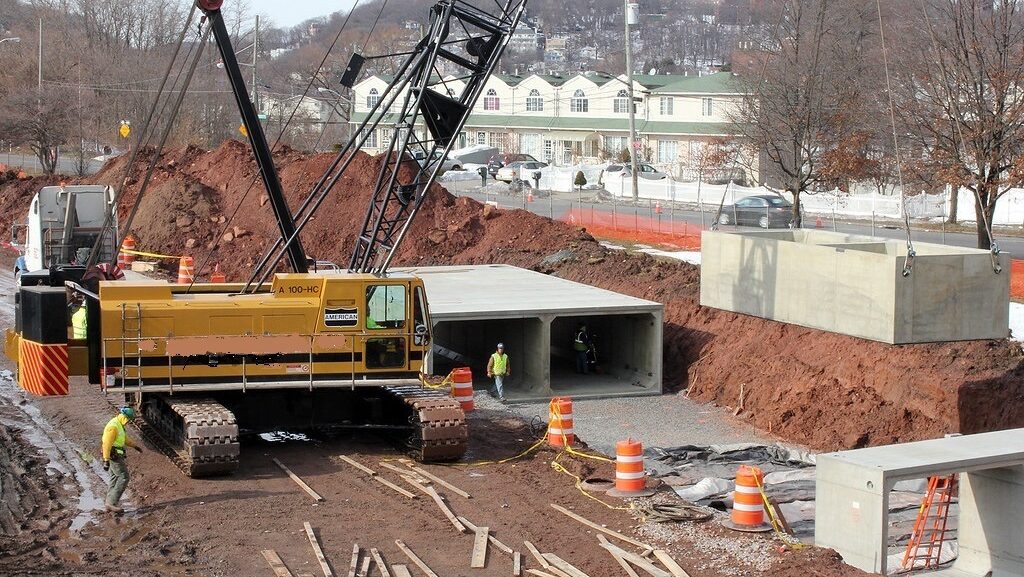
[239,123,248,137]
[119,124,131,139]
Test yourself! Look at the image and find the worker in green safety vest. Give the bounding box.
[71,302,87,340]
[486,343,509,402]
[101,407,143,513]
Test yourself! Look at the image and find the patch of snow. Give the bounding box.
[637,247,702,265]
[1010,302,1024,341]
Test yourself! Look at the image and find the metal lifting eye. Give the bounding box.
[901,249,916,278]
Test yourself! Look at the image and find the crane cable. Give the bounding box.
[875,0,916,277]
[85,3,198,269]
[187,0,366,293]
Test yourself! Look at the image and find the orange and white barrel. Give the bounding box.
[725,465,771,531]
[450,367,474,412]
[614,438,646,492]
[119,235,136,267]
[547,397,574,446]
[210,263,226,283]
[176,255,195,284]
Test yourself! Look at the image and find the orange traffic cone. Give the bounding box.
[210,263,226,283]
[176,256,194,284]
[815,216,824,228]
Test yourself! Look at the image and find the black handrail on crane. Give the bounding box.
[199,0,308,274]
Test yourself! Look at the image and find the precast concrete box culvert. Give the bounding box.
[400,265,663,402]
[699,230,1010,344]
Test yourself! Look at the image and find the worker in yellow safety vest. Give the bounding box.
[101,406,143,513]
[486,343,509,402]
[71,302,87,340]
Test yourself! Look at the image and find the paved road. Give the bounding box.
[442,179,1024,256]
[1,152,104,175]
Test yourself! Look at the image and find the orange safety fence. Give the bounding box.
[1011,259,1024,300]
[558,207,703,250]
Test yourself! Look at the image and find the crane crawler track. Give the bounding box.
[384,385,467,461]
[141,396,240,477]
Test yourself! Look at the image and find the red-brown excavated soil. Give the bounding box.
[2,141,1023,452]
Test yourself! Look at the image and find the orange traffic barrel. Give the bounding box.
[723,465,772,532]
[547,397,574,446]
[176,255,195,284]
[451,367,474,411]
[210,263,226,283]
[606,438,656,497]
[119,235,136,267]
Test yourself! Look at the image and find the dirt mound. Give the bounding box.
[2,142,1022,452]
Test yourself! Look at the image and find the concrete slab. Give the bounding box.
[700,229,1009,344]
[815,429,1024,576]
[397,265,664,400]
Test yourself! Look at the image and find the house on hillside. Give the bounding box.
[347,71,753,181]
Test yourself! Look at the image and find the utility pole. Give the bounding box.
[37,18,42,97]
[252,15,259,113]
[624,1,640,201]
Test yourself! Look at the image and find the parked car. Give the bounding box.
[487,153,537,176]
[411,150,463,174]
[717,194,793,228]
[604,163,669,180]
[495,160,548,182]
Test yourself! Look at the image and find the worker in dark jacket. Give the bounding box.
[574,323,593,374]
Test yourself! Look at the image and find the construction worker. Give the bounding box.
[71,296,87,340]
[101,406,143,513]
[574,323,593,374]
[486,343,509,401]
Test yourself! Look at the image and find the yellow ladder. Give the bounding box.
[119,303,143,391]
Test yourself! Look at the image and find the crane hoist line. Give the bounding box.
[4,0,528,477]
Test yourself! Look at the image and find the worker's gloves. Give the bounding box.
[103,460,110,471]
[133,445,143,454]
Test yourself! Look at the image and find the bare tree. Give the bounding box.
[892,0,1024,248]
[0,89,77,174]
[729,0,879,227]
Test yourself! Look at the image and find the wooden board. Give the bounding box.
[401,460,472,498]
[370,548,392,577]
[262,550,295,577]
[550,504,651,551]
[597,536,639,577]
[391,565,412,577]
[358,555,372,577]
[471,526,490,568]
[513,551,522,577]
[273,458,324,502]
[525,571,560,577]
[542,554,591,577]
[347,544,360,577]
[374,475,418,499]
[459,516,514,556]
[652,550,690,577]
[338,455,377,476]
[379,461,426,483]
[408,479,468,533]
[395,539,440,577]
[303,522,335,577]
[523,541,550,569]
[597,541,670,577]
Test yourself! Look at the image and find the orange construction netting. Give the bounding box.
[559,207,703,251]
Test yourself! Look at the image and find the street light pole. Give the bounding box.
[37,19,42,95]
[252,15,259,112]
[624,1,640,201]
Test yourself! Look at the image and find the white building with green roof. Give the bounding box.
[349,70,746,179]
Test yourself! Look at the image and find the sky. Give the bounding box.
[249,0,360,29]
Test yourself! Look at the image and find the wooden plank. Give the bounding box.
[598,541,670,577]
[391,565,412,577]
[347,544,360,577]
[358,555,372,577]
[767,496,795,535]
[303,522,335,577]
[525,571,560,577]
[407,478,468,533]
[262,550,296,577]
[369,548,392,577]
[550,504,651,551]
[395,540,440,577]
[513,551,522,577]
[459,516,514,556]
[598,536,639,577]
[539,565,573,577]
[273,458,324,502]
[379,461,427,483]
[543,554,591,577]
[338,455,378,476]
[652,551,690,577]
[471,526,490,568]
[373,475,418,499]
[523,541,550,569]
[401,460,472,499]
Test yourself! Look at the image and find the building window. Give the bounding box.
[543,139,553,162]
[483,88,500,111]
[660,96,674,116]
[366,87,380,109]
[364,128,378,148]
[476,131,487,145]
[604,136,628,156]
[488,132,504,150]
[702,97,713,116]
[570,89,588,113]
[526,88,544,112]
[657,140,678,164]
[521,133,542,158]
[613,89,629,114]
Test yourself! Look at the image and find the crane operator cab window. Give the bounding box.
[365,285,407,369]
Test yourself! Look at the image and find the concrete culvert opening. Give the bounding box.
[885,476,960,573]
[430,317,546,398]
[549,314,660,398]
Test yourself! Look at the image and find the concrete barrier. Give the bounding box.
[699,229,1009,344]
